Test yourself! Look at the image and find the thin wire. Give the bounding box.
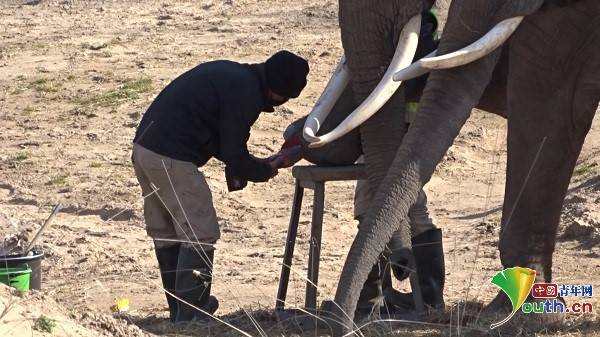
[500,137,547,240]
[459,120,506,328]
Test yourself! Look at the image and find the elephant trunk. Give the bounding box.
[331,1,546,335]
[331,59,498,336]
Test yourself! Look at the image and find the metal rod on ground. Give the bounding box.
[25,203,61,255]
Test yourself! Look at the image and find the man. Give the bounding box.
[132,51,309,322]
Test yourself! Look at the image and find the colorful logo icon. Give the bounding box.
[489,267,536,329]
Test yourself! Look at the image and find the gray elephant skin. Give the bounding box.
[324,0,600,335]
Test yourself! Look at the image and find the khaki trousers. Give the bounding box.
[132,144,220,249]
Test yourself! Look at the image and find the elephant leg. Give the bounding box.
[340,0,418,250]
[337,1,423,324]
[498,0,600,295]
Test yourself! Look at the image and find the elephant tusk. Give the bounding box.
[420,16,524,70]
[392,50,437,82]
[303,57,350,142]
[307,14,422,148]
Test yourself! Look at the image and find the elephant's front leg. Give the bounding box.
[335,0,422,321]
[493,0,600,313]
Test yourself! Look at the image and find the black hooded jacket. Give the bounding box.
[133,60,274,182]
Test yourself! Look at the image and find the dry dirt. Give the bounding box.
[0,1,599,336]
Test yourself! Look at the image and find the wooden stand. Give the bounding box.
[275,165,425,326]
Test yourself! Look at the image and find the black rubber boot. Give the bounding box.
[175,246,219,322]
[414,228,445,307]
[154,243,180,321]
[385,228,445,310]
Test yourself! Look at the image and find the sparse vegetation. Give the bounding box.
[29,78,59,93]
[574,162,598,176]
[13,289,26,298]
[89,162,102,168]
[75,78,152,109]
[45,174,69,186]
[33,315,56,333]
[22,105,34,115]
[81,42,108,50]
[12,152,29,162]
[109,37,125,46]
[11,87,24,95]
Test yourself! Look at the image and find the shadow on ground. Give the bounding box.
[126,300,599,337]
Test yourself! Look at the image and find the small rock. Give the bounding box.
[36,66,50,73]
[247,252,264,258]
[562,219,596,239]
[88,42,108,51]
[85,230,109,237]
[75,236,89,244]
[227,270,240,276]
[278,107,294,115]
[565,195,587,204]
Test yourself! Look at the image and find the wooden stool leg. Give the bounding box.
[305,182,325,311]
[276,180,304,310]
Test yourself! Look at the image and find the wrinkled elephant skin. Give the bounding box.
[332,0,600,335]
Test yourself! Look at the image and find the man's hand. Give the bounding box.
[272,145,302,168]
[256,135,303,176]
[282,135,303,149]
[268,159,280,178]
[225,166,248,192]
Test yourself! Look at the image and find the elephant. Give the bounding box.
[299,0,599,335]
[284,4,446,316]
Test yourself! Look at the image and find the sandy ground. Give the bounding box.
[0,1,599,336]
